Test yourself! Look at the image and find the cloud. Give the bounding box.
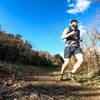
[67,0,91,14]
[68,4,75,7]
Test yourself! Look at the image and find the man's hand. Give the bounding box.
[80,38,83,42]
[70,31,76,35]
[61,28,76,40]
[61,31,76,40]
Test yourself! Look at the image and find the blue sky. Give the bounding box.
[0,0,100,55]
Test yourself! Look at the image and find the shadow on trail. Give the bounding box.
[0,81,100,100]
[5,84,100,97]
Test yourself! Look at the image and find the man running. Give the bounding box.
[60,19,84,81]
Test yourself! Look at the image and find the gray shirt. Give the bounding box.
[62,27,80,47]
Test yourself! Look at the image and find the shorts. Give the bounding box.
[64,46,83,58]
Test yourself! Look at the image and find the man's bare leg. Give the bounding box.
[59,58,70,80]
[72,53,84,74]
[68,53,84,81]
[60,58,70,75]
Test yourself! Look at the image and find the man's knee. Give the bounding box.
[63,58,70,65]
[75,53,84,63]
[77,57,84,64]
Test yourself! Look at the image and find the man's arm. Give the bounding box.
[78,30,83,42]
[61,28,75,40]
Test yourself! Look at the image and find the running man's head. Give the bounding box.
[71,19,78,28]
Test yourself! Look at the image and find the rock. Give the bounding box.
[29,93,40,100]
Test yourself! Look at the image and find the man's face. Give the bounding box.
[71,21,78,27]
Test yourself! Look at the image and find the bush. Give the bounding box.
[0,30,63,67]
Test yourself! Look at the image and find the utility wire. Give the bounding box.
[50,0,66,29]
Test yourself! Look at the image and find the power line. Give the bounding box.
[21,0,64,50]
[50,0,66,29]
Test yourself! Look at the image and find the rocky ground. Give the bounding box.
[0,64,100,100]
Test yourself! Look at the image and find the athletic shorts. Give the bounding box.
[64,46,83,58]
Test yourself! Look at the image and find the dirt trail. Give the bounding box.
[0,66,100,100]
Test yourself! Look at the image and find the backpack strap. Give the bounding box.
[65,27,79,44]
[67,27,73,34]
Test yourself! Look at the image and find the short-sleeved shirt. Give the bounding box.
[62,27,80,47]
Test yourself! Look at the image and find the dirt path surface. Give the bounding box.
[0,66,100,100]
